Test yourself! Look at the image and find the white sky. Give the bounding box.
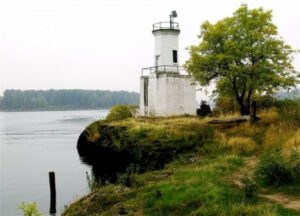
[0,0,299,96]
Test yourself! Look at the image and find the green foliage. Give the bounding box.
[213,96,239,115]
[185,4,298,115]
[0,89,139,110]
[256,150,300,186]
[255,95,276,110]
[18,202,43,216]
[106,105,134,121]
[275,99,300,124]
[116,164,140,186]
[62,185,128,216]
[116,172,132,187]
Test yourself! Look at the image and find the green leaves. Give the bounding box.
[185,4,298,115]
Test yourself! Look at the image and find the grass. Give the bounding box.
[64,108,300,215]
[64,153,299,216]
[227,136,257,155]
[282,129,300,158]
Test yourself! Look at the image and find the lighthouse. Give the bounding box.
[140,11,196,116]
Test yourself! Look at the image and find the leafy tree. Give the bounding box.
[185,4,299,116]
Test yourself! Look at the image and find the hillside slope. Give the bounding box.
[64,110,300,215]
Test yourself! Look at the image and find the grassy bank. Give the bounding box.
[64,109,300,215]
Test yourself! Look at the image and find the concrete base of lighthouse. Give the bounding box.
[140,72,196,117]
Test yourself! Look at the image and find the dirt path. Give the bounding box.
[259,193,300,211]
[230,156,300,212]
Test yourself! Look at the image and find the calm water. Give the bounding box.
[0,110,108,216]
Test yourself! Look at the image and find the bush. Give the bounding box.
[275,99,300,124]
[197,100,212,117]
[213,96,239,115]
[106,105,134,121]
[18,202,43,216]
[256,149,300,186]
[255,95,276,110]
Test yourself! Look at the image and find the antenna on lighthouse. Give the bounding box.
[169,10,178,29]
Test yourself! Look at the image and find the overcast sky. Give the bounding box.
[0,0,299,96]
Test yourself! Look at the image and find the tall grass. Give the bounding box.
[227,137,257,155]
[282,129,300,158]
[66,107,300,216]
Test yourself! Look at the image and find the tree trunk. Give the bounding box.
[246,88,253,116]
[250,101,259,122]
[232,79,250,116]
[237,99,249,116]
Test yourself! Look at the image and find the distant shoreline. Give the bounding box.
[0,89,139,112]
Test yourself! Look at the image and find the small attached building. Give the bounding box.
[140,12,196,117]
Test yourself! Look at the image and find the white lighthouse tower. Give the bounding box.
[140,11,196,117]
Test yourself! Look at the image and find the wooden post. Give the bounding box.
[49,171,56,215]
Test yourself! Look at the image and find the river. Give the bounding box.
[0,110,108,216]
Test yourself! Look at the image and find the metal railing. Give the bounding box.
[153,21,180,31]
[141,65,187,76]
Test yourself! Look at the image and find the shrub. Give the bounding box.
[227,137,256,155]
[256,149,300,186]
[289,150,300,182]
[116,172,131,186]
[213,96,239,115]
[106,105,134,121]
[197,100,212,117]
[255,95,276,110]
[18,202,43,216]
[116,164,139,187]
[275,99,300,124]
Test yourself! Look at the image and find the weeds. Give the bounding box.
[86,171,101,192]
[241,175,258,201]
[18,202,43,216]
[256,149,300,186]
[227,136,257,155]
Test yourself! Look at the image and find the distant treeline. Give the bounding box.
[0,89,139,111]
[276,88,300,100]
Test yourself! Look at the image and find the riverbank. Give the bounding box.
[64,110,300,215]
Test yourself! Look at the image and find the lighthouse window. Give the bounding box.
[173,50,178,63]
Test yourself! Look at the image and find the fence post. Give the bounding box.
[49,171,56,215]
